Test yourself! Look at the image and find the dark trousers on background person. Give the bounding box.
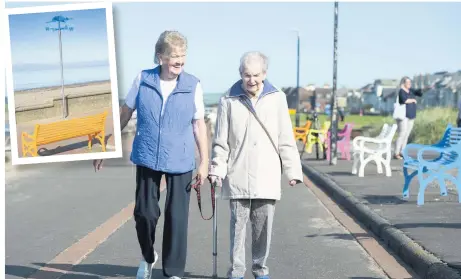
[133,165,193,277]
[457,118,461,128]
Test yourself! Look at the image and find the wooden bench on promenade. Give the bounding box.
[402,124,461,205]
[21,111,108,157]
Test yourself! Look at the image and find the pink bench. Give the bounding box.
[326,123,354,161]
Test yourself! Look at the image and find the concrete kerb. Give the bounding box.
[301,163,461,279]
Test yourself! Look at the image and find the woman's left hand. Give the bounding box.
[195,162,209,186]
[289,179,302,186]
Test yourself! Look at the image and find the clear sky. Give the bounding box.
[6,2,461,97]
[8,7,108,70]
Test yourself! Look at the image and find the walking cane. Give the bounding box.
[211,180,218,279]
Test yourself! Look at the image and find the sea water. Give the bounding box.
[12,65,110,91]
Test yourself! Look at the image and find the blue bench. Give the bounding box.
[402,124,461,205]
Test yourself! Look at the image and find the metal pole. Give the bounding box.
[295,31,301,127]
[212,183,218,279]
[58,21,66,118]
[329,2,339,165]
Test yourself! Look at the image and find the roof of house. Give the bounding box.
[375,79,399,87]
[382,88,397,100]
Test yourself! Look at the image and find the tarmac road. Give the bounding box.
[5,142,401,279]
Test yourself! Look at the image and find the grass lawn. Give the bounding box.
[290,113,386,129]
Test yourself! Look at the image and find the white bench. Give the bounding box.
[351,123,398,177]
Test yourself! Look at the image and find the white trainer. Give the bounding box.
[136,251,159,279]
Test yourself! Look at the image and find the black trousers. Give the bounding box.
[133,165,192,277]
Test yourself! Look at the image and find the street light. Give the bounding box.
[45,15,74,119]
[291,29,301,127]
[329,2,339,165]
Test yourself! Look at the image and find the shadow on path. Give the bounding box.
[362,194,408,205]
[37,134,113,156]
[6,263,227,279]
[395,222,461,229]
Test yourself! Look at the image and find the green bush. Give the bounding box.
[368,107,458,145]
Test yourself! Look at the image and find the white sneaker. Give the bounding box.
[169,277,181,279]
[136,251,159,279]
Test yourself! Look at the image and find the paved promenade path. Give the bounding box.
[301,151,461,279]
[4,136,415,279]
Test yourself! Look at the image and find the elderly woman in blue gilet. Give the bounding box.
[93,30,208,279]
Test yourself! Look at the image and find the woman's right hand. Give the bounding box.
[208,175,222,187]
[93,159,104,172]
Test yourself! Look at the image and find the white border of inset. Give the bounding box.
[4,1,123,165]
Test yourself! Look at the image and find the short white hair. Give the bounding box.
[239,51,269,74]
[154,30,187,64]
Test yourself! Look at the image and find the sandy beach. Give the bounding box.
[13,80,112,109]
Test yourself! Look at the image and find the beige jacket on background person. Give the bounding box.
[209,80,303,200]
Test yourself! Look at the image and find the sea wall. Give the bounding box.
[15,91,112,123]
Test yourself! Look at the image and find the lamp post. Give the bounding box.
[45,15,74,119]
[329,2,339,165]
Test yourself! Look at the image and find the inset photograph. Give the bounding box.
[4,2,122,165]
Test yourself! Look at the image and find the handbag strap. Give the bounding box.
[193,177,216,221]
[239,96,283,171]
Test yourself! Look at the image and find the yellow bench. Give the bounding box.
[305,121,331,154]
[21,111,108,157]
[293,120,312,144]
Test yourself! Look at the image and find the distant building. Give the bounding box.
[283,85,350,112]
[359,79,398,114]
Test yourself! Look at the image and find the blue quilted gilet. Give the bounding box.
[130,66,198,174]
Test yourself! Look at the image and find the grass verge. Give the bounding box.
[291,108,458,145]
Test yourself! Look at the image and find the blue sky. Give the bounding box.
[6,2,461,97]
[8,7,108,70]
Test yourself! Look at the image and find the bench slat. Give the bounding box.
[24,111,108,151]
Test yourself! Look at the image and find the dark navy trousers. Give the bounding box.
[133,165,192,277]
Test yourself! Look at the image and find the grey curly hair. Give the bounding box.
[154,30,188,65]
[239,51,269,74]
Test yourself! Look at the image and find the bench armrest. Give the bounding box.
[416,146,458,168]
[353,136,389,151]
[402,143,426,161]
[294,128,308,133]
[338,132,346,137]
[21,132,35,142]
[308,129,326,135]
[402,143,445,161]
[353,136,386,145]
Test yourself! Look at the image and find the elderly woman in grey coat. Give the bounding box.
[209,51,303,279]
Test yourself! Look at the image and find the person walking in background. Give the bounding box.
[394,76,423,159]
[93,30,208,279]
[208,51,303,279]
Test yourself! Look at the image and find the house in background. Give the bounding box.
[282,83,350,113]
[414,71,461,109]
[381,88,399,114]
[380,71,461,114]
[346,90,362,114]
[358,79,398,114]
